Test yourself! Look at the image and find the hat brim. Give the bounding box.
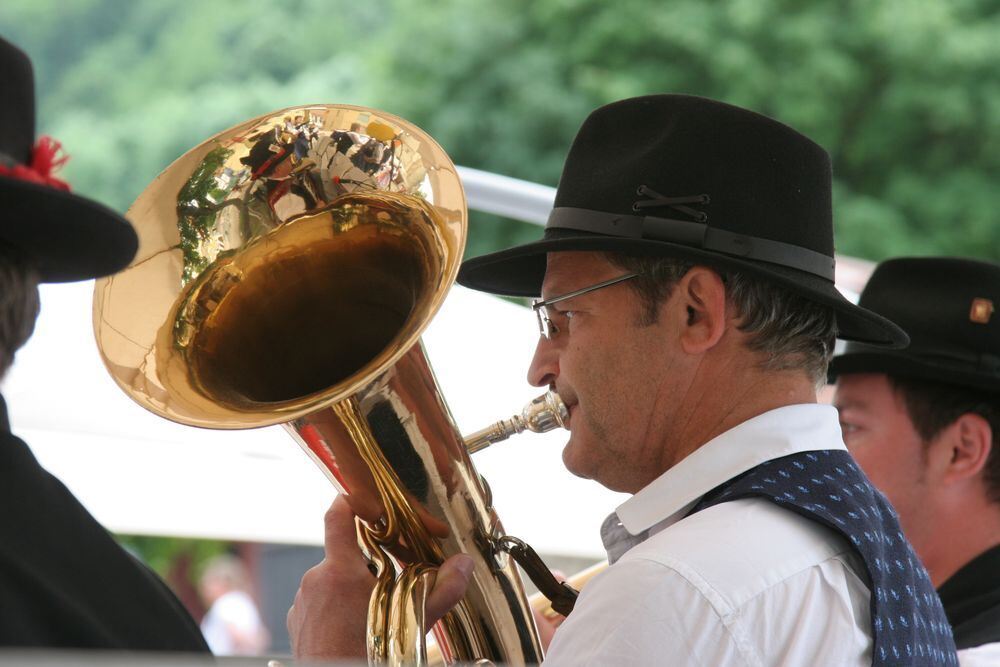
[0,176,137,282]
[458,228,908,348]
[828,350,1000,393]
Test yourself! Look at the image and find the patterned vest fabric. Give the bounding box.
[691,449,958,666]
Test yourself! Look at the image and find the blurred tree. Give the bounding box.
[1,0,997,259]
[117,535,228,589]
[369,0,1000,261]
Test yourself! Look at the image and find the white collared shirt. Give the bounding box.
[545,404,873,666]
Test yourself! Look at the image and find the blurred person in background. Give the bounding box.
[198,554,270,655]
[832,257,1000,666]
[0,35,208,652]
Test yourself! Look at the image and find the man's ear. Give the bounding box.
[938,413,993,485]
[676,266,727,355]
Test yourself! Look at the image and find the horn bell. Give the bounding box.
[93,105,542,665]
[94,105,465,427]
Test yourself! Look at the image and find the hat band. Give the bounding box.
[546,207,836,281]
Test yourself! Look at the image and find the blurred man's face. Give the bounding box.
[833,373,933,548]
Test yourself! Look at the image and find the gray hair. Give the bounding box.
[603,253,837,385]
[0,245,41,379]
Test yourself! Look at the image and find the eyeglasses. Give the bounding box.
[531,273,639,339]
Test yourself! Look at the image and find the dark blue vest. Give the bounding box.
[692,449,958,666]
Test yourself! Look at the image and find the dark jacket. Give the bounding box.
[938,544,1000,651]
[0,395,209,652]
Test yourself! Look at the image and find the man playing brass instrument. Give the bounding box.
[289,95,959,664]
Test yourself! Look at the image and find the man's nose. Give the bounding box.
[527,335,559,388]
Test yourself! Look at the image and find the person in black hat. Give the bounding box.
[0,36,209,653]
[288,95,958,665]
[831,257,1000,665]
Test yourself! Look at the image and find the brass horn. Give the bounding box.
[92,104,569,665]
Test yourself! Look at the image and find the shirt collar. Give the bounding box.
[615,403,846,535]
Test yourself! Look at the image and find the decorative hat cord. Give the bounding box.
[633,184,709,222]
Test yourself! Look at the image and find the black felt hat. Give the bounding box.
[457,94,907,347]
[829,257,1000,393]
[0,36,137,282]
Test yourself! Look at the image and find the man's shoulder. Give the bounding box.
[618,496,866,609]
[548,497,873,666]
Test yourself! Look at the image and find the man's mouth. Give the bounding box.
[563,401,576,429]
[552,387,576,430]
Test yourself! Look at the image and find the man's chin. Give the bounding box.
[561,438,595,481]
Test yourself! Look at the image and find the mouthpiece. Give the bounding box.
[464,390,568,453]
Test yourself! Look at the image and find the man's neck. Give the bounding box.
[923,498,1000,587]
[656,363,818,474]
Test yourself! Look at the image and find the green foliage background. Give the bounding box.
[117,534,228,582]
[2,0,998,262]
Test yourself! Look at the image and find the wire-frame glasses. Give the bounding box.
[531,273,639,339]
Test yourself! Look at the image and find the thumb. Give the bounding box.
[425,554,475,630]
[324,495,363,560]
